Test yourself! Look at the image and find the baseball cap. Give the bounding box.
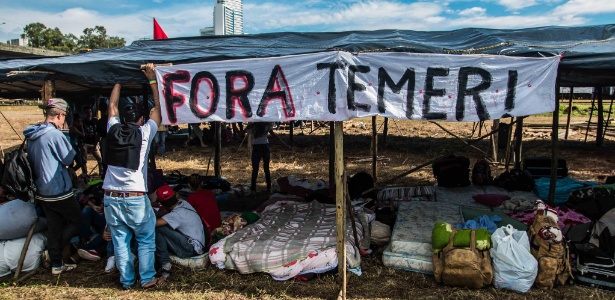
[122,103,144,123]
[156,185,175,202]
[38,98,69,113]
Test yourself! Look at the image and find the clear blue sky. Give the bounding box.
[1,0,614,44]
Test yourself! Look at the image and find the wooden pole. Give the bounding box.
[13,221,38,282]
[548,82,560,206]
[382,117,389,148]
[42,80,55,102]
[329,121,335,189]
[513,116,524,170]
[491,120,499,162]
[289,121,294,147]
[371,116,378,182]
[430,121,492,159]
[565,87,574,140]
[584,89,597,143]
[597,87,604,147]
[214,122,221,177]
[333,121,346,299]
[603,91,615,141]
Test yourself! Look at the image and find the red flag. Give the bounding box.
[153,18,168,40]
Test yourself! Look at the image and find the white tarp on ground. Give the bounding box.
[154,52,559,124]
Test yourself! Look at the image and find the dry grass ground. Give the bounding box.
[1,105,615,299]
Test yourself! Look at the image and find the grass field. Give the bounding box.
[1,105,615,299]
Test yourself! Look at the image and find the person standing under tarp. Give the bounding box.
[82,105,104,177]
[246,122,290,195]
[102,63,163,290]
[24,98,81,275]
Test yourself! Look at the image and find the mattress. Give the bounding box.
[382,244,433,274]
[435,185,540,210]
[390,201,462,257]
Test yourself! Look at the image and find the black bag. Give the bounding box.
[200,176,231,191]
[432,155,471,187]
[1,140,36,201]
[567,186,615,221]
[471,158,492,186]
[494,169,535,191]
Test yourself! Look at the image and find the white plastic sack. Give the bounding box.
[370,221,391,245]
[0,232,47,277]
[490,224,538,293]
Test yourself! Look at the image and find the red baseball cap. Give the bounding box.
[156,185,175,202]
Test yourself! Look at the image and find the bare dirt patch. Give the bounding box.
[1,106,614,299]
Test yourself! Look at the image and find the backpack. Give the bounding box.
[432,155,471,187]
[494,169,535,191]
[1,140,36,201]
[528,214,573,289]
[433,229,493,289]
[471,158,492,185]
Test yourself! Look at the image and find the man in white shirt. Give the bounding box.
[102,63,163,290]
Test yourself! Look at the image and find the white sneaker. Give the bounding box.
[51,263,77,275]
[104,256,116,273]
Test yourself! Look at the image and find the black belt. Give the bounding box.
[104,191,145,197]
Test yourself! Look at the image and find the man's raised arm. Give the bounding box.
[108,83,121,119]
[143,63,162,126]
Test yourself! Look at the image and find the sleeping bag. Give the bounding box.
[0,200,46,240]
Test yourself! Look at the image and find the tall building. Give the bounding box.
[200,0,243,36]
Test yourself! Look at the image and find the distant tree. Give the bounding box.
[21,22,126,53]
[22,22,47,48]
[78,26,125,49]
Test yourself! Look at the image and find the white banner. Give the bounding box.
[155,52,559,124]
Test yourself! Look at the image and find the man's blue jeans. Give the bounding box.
[104,194,156,288]
[155,225,198,266]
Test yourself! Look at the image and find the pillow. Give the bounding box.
[473,194,511,207]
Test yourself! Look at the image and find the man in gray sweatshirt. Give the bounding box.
[23,98,81,275]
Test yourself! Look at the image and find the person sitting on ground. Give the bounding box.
[186,174,222,235]
[154,185,207,279]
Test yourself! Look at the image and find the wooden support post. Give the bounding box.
[333,121,346,300]
[548,82,560,206]
[584,89,597,143]
[42,80,55,102]
[371,116,378,183]
[597,87,604,147]
[329,121,335,189]
[491,120,499,162]
[603,92,615,141]
[214,122,222,177]
[13,221,37,282]
[565,87,574,140]
[289,121,294,147]
[382,117,389,148]
[513,116,524,170]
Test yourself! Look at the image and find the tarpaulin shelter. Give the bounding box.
[1,24,614,296]
[0,24,614,98]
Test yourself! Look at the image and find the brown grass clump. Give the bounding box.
[1,105,615,299]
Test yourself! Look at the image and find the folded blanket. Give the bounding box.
[456,214,502,234]
[432,222,491,253]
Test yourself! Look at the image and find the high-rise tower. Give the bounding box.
[200,0,243,36]
[214,0,243,35]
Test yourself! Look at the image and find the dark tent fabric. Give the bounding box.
[1,24,614,98]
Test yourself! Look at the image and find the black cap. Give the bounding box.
[122,103,144,123]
